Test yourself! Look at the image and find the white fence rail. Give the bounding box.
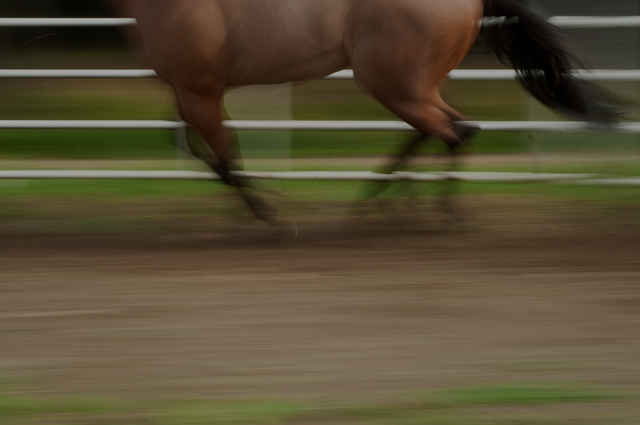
[3,16,640,28]
[0,16,639,184]
[0,170,599,182]
[0,169,637,186]
[0,18,137,27]
[3,69,640,81]
[1,120,639,133]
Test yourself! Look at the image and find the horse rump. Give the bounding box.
[483,0,628,124]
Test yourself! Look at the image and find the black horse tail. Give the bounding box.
[483,0,626,123]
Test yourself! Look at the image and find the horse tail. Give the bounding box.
[483,0,626,123]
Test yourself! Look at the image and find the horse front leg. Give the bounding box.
[175,85,278,224]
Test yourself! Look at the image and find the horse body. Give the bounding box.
[111,0,622,222]
[123,0,480,87]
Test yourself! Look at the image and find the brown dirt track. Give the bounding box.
[1,203,640,411]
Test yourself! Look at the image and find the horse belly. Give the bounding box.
[219,0,350,86]
[225,49,348,86]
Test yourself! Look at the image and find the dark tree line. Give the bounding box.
[1,0,124,48]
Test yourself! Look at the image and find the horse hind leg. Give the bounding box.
[359,97,477,204]
[401,100,476,218]
[382,98,475,172]
[400,98,475,148]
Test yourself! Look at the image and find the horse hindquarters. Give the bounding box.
[348,0,482,148]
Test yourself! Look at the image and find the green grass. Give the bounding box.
[0,178,601,198]
[0,177,638,235]
[0,393,310,425]
[336,383,633,425]
[0,382,633,425]
[1,178,639,206]
[423,383,626,407]
[158,401,309,425]
[0,394,134,423]
[290,131,529,157]
[0,129,178,159]
[0,179,222,199]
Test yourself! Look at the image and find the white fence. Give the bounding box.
[2,16,640,28]
[1,119,640,133]
[1,16,639,184]
[2,68,640,81]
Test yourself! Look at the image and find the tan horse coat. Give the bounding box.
[113,0,483,161]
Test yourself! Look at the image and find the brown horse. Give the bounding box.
[110,0,622,223]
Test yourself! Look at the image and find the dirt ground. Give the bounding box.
[1,199,640,414]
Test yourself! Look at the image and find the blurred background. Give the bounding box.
[0,2,640,425]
